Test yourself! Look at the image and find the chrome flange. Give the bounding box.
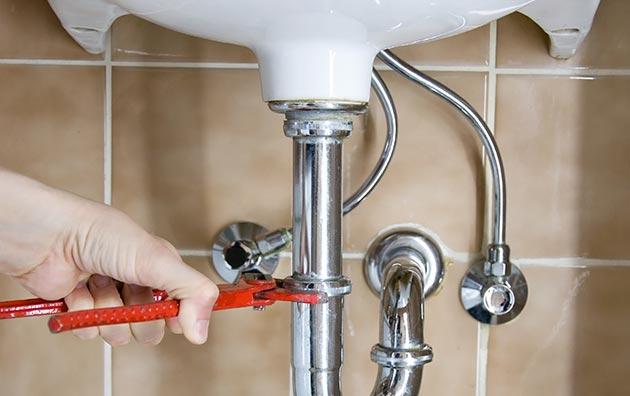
[460,260,528,325]
[364,228,445,297]
[211,222,280,284]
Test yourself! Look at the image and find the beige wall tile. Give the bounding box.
[112,68,290,249]
[497,1,630,69]
[0,65,104,200]
[0,0,101,60]
[384,25,489,66]
[0,276,104,396]
[344,260,478,395]
[113,256,291,396]
[112,15,256,62]
[487,265,630,396]
[496,75,630,259]
[345,71,486,253]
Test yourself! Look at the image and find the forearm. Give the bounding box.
[0,168,74,276]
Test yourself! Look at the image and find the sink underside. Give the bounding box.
[48,0,600,102]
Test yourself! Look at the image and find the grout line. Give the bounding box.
[104,54,113,207]
[178,249,362,261]
[3,57,630,76]
[103,31,114,396]
[487,22,498,133]
[482,21,498,249]
[477,20,498,396]
[341,252,366,261]
[177,249,215,257]
[177,249,630,268]
[476,323,491,396]
[496,67,630,76]
[103,345,112,396]
[514,257,630,268]
[0,58,106,66]
[110,61,259,69]
[374,63,490,73]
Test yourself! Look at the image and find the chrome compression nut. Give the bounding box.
[282,276,352,298]
[484,244,511,277]
[370,344,434,368]
[284,119,353,139]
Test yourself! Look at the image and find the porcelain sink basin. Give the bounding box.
[48,0,598,102]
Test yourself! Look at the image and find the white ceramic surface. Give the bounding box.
[48,0,600,102]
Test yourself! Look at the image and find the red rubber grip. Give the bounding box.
[48,300,179,333]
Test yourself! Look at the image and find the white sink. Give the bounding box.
[48,0,600,102]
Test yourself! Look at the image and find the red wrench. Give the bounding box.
[0,274,326,334]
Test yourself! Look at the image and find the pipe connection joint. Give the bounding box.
[484,244,511,278]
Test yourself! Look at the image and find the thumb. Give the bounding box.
[151,238,219,344]
[133,239,219,344]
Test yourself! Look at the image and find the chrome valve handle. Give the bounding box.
[211,222,288,284]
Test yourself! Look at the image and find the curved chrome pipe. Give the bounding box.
[343,69,398,215]
[379,50,529,324]
[378,49,506,247]
[365,229,443,396]
[370,261,433,396]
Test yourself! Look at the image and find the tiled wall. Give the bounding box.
[0,1,629,395]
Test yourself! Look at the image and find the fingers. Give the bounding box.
[71,204,219,344]
[64,282,98,340]
[88,275,131,347]
[121,284,165,345]
[66,277,166,346]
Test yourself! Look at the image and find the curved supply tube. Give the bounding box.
[378,49,505,247]
[378,50,528,324]
[370,261,433,396]
[343,69,398,215]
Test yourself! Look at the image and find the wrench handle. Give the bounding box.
[48,300,179,333]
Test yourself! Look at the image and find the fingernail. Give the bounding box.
[91,275,111,288]
[194,320,209,344]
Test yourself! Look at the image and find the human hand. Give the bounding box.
[0,169,218,345]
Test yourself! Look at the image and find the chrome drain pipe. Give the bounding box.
[270,102,365,396]
[211,70,397,284]
[364,228,445,396]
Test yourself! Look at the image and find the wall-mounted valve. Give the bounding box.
[460,244,528,324]
[211,222,290,283]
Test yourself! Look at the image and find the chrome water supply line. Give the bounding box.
[377,50,527,324]
[211,70,397,283]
